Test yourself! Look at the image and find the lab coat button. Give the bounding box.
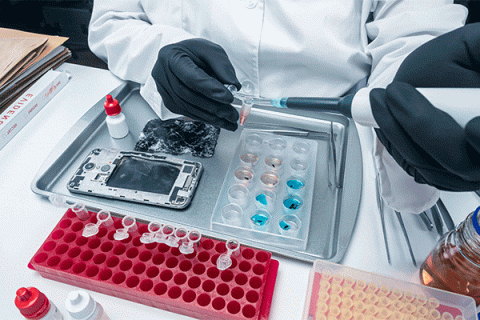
[242,0,257,9]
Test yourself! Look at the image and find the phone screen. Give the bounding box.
[106,156,181,195]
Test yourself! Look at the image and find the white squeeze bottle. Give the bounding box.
[104,94,129,139]
[65,290,110,320]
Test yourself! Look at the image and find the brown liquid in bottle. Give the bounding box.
[420,211,480,305]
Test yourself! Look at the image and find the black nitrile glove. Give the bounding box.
[152,38,241,131]
[371,23,480,191]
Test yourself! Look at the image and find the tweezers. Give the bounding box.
[430,206,444,236]
[243,123,329,139]
[395,210,417,267]
[418,211,433,231]
[436,199,455,232]
[376,174,391,264]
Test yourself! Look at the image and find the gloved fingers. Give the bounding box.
[157,76,239,131]
[168,53,235,104]
[375,125,480,191]
[379,82,480,181]
[173,100,239,131]
[370,87,436,171]
[466,116,480,153]
[159,39,241,104]
[178,39,241,90]
[394,23,480,88]
[155,58,240,125]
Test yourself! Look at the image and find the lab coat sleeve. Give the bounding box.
[88,0,195,119]
[364,0,468,213]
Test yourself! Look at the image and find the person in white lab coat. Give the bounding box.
[88,0,467,214]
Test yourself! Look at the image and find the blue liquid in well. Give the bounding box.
[283,198,302,210]
[279,220,291,230]
[251,213,269,226]
[287,179,304,190]
[255,194,268,206]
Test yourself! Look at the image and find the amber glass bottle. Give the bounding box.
[420,207,480,305]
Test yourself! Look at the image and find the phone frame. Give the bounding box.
[67,148,203,209]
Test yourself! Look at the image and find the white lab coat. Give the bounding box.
[88,0,467,214]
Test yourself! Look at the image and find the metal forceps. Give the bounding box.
[375,173,391,264]
[394,210,417,267]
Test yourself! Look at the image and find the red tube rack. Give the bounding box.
[29,208,279,320]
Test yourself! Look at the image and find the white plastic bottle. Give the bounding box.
[65,290,110,320]
[104,94,129,139]
[15,287,64,319]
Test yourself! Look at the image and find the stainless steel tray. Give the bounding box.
[31,82,362,263]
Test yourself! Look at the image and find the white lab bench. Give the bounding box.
[1,63,478,319]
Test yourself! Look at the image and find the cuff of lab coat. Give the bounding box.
[373,135,440,214]
[140,75,183,120]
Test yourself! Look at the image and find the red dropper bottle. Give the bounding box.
[15,287,63,319]
[103,95,129,139]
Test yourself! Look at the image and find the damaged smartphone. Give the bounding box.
[67,148,203,209]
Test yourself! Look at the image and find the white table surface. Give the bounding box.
[1,63,479,320]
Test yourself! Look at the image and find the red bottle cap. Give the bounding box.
[15,287,50,319]
[104,94,122,116]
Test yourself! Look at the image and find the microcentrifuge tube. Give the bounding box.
[429,309,441,319]
[328,294,341,306]
[352,291,366,302]
[113,215,137,241]
[179,230,202,255]
[332,274,344,285]
[401,291,415,304]
[165,227,188,248]
[49,194,69,207]
[352,301,365,313]
[331,284,343,295]
[365,282,378,294]
[328,305,341,318]
[318,281,331,292]
[343,276,355,288]
[427,297,440,309]
[340,297,353,310]
[389,289,403,301]
[217,239,240,270]
[140,221,162,244]
[354,279,367,291]
[377,308,392,319]
[339,309,352,320]
[317,292,330,302]
[82,210,113,238]
[414,306,429,318]
[365,292,379,305]
[377,296,392,308]
[342,287,354,298]
[155,224,175,244]
[71,202,90,221]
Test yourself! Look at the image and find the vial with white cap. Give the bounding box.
[65,290,110,320]
[104,94,129,139]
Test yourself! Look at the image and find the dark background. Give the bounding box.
[1,0,479,70]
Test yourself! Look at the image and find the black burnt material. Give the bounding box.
[135,119,221,158]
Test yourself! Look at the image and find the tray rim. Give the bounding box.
[31,81,363,263]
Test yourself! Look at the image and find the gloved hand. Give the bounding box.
[370,23,480,191]
[152,38,241,131]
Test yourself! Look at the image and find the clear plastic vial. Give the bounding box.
[15,287,64,319]
[420,206,480,305]
[104,95,129,139]
[65,290,110,320]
